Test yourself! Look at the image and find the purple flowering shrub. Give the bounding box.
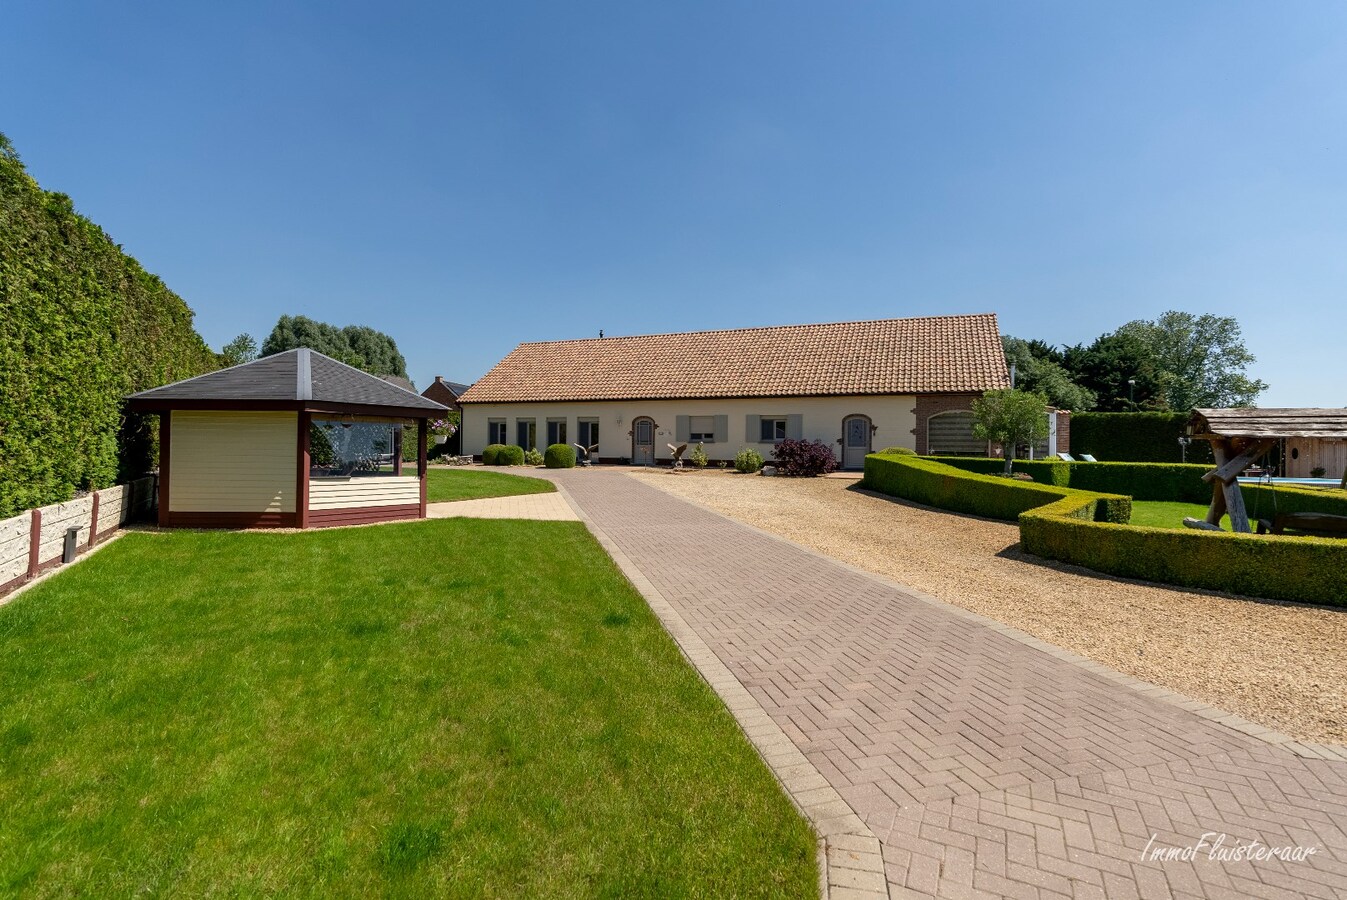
[771,439,839,476]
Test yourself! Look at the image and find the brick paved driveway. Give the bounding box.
[545,469,1347,899]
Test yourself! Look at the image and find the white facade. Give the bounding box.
[461,395,918,466]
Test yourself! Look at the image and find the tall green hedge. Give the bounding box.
[1070,412,1213,464]
[0,138,217,517]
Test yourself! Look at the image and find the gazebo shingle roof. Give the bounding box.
[127,349,446,415]
[458,313,1009,404]
[1190,408,1347,440]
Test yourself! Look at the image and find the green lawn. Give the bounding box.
[1128,500,1229,530]
[425,467,554,503]
[0,521,816,897]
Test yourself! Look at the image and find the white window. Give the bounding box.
[546,419,567,446]
[760,418,787,442]
[488,419,506,445]
[689,416,715,442]
[516,419,536,450]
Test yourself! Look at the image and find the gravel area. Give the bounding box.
[630,468,1347,745]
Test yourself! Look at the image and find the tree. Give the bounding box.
[971,389,1050,475]
[1060,331,1164,412]
[1115,311,1267,410]
[219,333,258,367]
[1002,337,1096,412]
[259,315,408,377]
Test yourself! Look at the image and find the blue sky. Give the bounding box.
[4,2,1344,405]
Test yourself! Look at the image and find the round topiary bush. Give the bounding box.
[879,446,917,456]
[545,443,577,468]
[498,444,525,466]
[482,444,506,466]
[734,448,764,473]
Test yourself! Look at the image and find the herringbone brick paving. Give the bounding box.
[548,469,1347,899]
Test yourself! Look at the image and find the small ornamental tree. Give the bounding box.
[971,389,1050,475]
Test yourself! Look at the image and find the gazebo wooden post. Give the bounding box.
[418,418,428,518]
[296,411,311,530]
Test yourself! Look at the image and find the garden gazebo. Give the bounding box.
[127,349,448,528]
[1188,407,1347,533]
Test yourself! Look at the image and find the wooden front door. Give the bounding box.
[632,417,655,465]
[842,415,871,469]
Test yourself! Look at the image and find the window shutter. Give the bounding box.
[786,414,803,440]
[713,415,728,444]
[745,415,760,443]
[676,415,690,443]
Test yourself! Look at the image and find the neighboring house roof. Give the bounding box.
[458,314,1010,404]
[1191,408,1347,440]
[127,348,447,417]
[424,376,472,399]
[378,374,417,393]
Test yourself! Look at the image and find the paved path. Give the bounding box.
[542,469,1347,900]
[425,492,577,521]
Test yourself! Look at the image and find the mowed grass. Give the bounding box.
[0,521,816,897]
[1128,500,1228,530]
[424,467,554,503]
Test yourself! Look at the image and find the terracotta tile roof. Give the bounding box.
[458,314,1010,403]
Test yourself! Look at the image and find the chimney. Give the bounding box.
[434,375,444,384]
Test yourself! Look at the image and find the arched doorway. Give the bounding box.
[631,416,656,465]
[842,415,872,469]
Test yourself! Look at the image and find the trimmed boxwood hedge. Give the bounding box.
[862,454,1130,524]
[1020,495,1347,606]
[869,452,1347,605]
[930,456,1212,502]
[482,444,506,466]
[544,443,576,469]
[497,445,525,466]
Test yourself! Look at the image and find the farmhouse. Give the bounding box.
[127,349,448,528]
[457,314,1011,467]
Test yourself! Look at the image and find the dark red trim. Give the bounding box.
[126,398,444,419]
[159,511,299,529]
[1,572,27,597]
[89,492,100,548]
[418,419,428,518]
[297,412,311,529]
[309,504,422,528]
[27,509,40,579]
[158,412,172,526]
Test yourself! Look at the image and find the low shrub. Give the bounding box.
[863,454,1129,523]
[689,442,709,469]
[734,448,764,474]
[524,447,544,466]
[544,443,576,469]
[482,444,506,466]
[878,446,916,456]
[497,445,525,466]
[773,439,839,477]
[1021,496,1347,606]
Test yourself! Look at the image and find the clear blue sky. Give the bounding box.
[5,2,1344,405]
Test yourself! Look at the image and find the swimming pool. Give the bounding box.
[1242,476,1343,487]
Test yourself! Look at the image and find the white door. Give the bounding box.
[843,416,871,469]
[632,418,655,465]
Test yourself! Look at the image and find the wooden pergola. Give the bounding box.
[1188,408,1347,533]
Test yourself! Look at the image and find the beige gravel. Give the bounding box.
[630,468,1347,745]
